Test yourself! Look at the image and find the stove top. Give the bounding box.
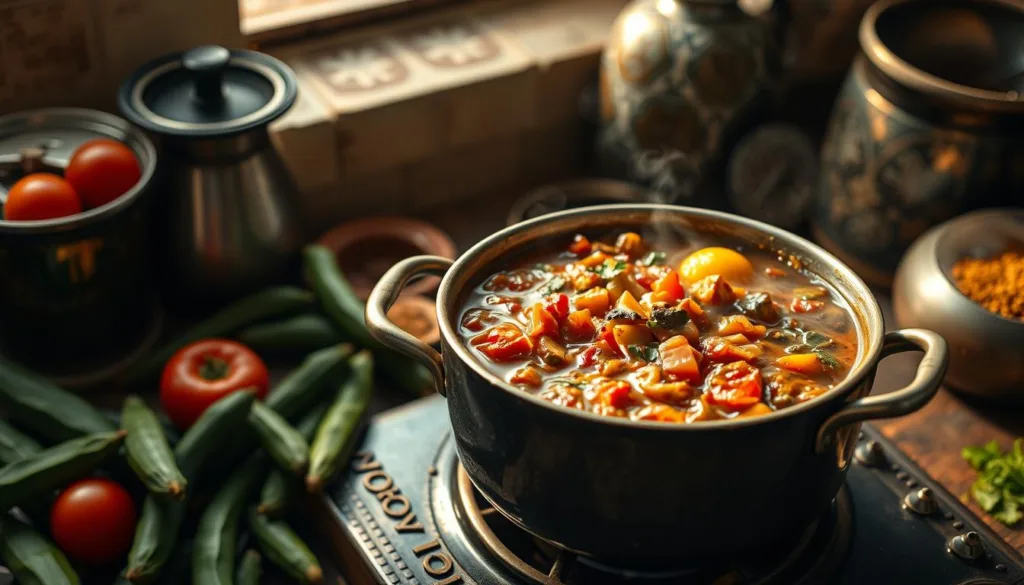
[312,396,1024,585]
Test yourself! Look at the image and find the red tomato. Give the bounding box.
[50,478,136,565]
[706,361,763,411]
[3,173,82,221]
[544,293,570,321]
[64,139,141,208]
[473,324,533,362]
[160,339,270,430]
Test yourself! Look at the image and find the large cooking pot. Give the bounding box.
[365,204,947,563]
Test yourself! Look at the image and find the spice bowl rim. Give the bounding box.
[433,203,887,432]
[0,108,158,234]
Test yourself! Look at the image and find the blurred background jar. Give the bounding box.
[813,0,1024,287]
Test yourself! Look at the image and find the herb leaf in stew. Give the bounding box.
[460,232,857,423]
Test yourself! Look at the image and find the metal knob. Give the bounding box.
[902,487,936,515]
[854,440,887,467]
[948,531,985,562]
[183,45,230,107]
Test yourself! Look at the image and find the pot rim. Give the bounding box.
[860,0,1024,114]
[436,203,885,431]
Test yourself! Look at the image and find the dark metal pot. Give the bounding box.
[0,109,159,382]
[366,204,948,563]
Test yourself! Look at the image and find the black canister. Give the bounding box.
[0,108,159,382]
[813,0,1024,287]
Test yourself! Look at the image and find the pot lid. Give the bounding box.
[118,45,297,138]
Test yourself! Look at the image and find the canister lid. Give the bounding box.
[118,45,297,138]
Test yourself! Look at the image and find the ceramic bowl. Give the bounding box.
[893,209,1024,401]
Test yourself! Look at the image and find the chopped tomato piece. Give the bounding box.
[790,298,825,313]
[579,346,601,368]
[545,293,570,321]
[690,275,737,305]
[474,324,533,362]
[575,287,611,316]
[510,366,542,387]
[528,303,560,339]
[597,324,622,356]
[563,309,596,341]
[701,336,758,364]
[568,234,592,256]
[706,362,763,411]
[776,353,825,376]
[593,380,635,410]
[659,336,701,383]
[651,269,686,304]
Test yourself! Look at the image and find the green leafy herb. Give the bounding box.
[813,350,840,370]
[549,378,587,390]
[638,251,667,266]
[539,276,567,295]
[646,307,690,332]
[590,260,628,279]
[605,308,643,322]
[803,331,834,349]
[963,439,1024,526]
[627,343,660,362]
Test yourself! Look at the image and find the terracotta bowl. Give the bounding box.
[317,216,457,300]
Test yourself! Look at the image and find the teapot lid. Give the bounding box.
[117,46,297,138]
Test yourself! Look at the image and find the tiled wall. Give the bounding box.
[268,0,628,233]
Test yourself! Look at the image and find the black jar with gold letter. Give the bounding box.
[0,109,159,383]
[813,0,1024,287]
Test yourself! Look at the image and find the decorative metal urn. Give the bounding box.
[597,0,780,201]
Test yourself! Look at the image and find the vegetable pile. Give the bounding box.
[963,439,1024,526]
[0,245,432,584]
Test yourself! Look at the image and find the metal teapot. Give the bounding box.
[119,45,304,308]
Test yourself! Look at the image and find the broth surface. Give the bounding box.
[458,231,858,423]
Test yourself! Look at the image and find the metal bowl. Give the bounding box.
[893,209,1024,401]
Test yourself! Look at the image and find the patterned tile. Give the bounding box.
[305,39,409,94]
[401,20,502,69]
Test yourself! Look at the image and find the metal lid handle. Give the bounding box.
[183,45,230,108]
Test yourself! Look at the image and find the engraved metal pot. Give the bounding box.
[366,204,948,563]
[813,0,1024,287]
[597,0,779,197]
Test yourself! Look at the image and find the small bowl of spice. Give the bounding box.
[894,209,1024,401]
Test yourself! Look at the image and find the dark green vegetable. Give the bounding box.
[264,344,354,421]
[0,419,42,464]
[639,251,667,266]
[236,550,262,585]
[307,351,374,493]
[646,307,690,332]
[813,350,841,370]
[626,343,660,363]
[0,514,80,585]
[120,286,316,387]
[589,260,628,279]
[193,457,266,585]
[303,246,432,397]
[125,497,186,584]
[238,313,343,356]
[174,390,257,482]
[122,396,187,500]
[963,439,1024,526]
[737,292,781,324]
[249,402,309,475]
[0,431,125,509]
[257,403,328,517]
[0,355,115,442]
[248,508,323,584]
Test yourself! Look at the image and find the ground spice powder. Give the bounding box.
[951,251,1024,320]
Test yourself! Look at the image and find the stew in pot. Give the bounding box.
[458,232,858,423]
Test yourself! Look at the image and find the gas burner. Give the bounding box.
[435,440,851,585]
[315,396,1024,585]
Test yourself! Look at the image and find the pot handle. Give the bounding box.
[815,328,948,454]
[366,256,453,396]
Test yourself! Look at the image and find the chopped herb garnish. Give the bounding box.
[605,307,643,322]
[627,343,660,362]
[548,378,587,390]
[639,251,667,266]
[589,260,628,279]
[646,307,690,332]
[813,350,841,370]
[803,331,834,349]
[539,276,567,295]
[963,439,1024,526]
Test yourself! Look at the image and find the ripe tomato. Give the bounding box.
[3,173,82,221]
[50,478,136,565]
[160,339,269,430]
[64,139,141,208]
[705,361,763,411]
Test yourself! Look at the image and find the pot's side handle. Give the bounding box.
[366,256,453,396]
[815,329,948,454]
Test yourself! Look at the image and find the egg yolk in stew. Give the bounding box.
[459,232,858,423]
